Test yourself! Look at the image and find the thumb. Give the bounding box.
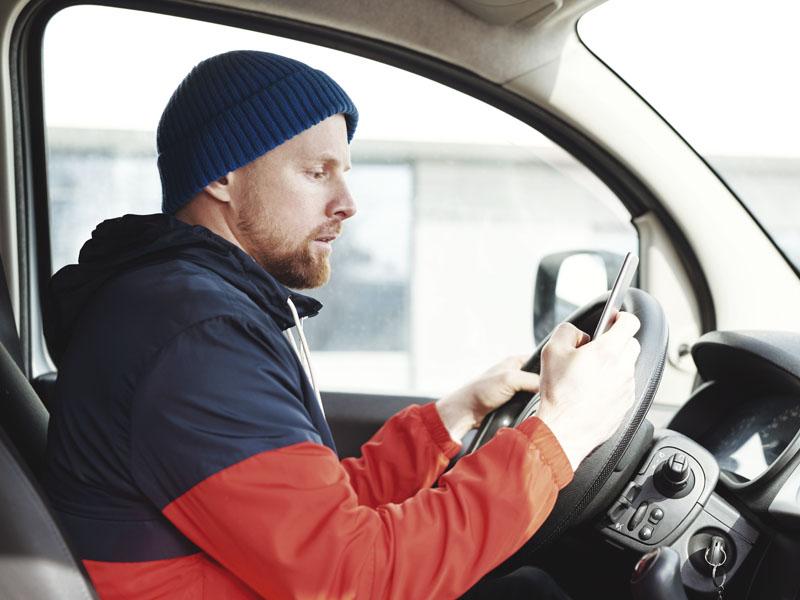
[501,370,541,395]
[548,322,590,351]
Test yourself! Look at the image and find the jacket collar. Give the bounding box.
[46,213,323,366]
[172,217,323,330]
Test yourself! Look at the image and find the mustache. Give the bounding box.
[310,221,342,240]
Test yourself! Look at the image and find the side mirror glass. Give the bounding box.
[533,250,628,345]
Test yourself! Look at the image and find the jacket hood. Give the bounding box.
[44,213,322,366]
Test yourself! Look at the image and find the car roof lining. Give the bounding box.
[215,0,601,85]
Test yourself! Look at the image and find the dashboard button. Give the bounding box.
[607,500,628,523]
[622,482,640,504]
[649,507,664,523]
[628,501,649,531]
[639,525,654,541]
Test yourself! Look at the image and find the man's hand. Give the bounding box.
[435,356,541,442]
[535,312,641,471]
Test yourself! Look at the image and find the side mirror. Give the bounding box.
[533,250,628,345]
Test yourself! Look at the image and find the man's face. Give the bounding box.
[231,114,356,289]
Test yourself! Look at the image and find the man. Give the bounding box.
[43,51,640,599]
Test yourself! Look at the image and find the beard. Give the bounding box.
[237,209,338,290]
[256,235,330,290]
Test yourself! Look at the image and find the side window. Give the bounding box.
[42,5,636,396]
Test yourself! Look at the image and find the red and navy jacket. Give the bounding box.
[43,213,573,599]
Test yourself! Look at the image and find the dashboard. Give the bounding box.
[598,330,800,597]
[668,331,800,491]
[700,393,800,483]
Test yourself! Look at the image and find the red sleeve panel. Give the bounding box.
[162,417,572,600]
[83,553,261,600]
[340,403,461,507]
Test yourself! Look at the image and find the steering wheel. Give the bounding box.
[460,288,668,557]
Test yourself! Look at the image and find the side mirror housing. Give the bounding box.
[533,250,628,345]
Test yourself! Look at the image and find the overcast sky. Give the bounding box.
[43,1,800,158]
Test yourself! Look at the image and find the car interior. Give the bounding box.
[1,0,800,599]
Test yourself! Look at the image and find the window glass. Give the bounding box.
[579,0,800,273]
[43,5,636,395]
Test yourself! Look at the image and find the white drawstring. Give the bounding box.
[285,297,324,417]
[282,328,302,360]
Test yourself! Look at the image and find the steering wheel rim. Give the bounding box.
[461,288,669,556]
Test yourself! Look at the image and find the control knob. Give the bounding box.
[655,452,694,497]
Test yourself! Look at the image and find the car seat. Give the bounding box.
[0,262,98,598]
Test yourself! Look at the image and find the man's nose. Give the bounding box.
[329,179,357,220]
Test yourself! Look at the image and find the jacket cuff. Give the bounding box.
[418,403,462,459]
[516,417,574,489]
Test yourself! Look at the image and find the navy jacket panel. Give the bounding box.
[43,213,333,561]
[130,313,325,509]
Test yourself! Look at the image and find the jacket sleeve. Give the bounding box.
[130,315,574,600]
[340,402,462,507]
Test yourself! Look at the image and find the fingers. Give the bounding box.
[502,370,541,394]
[598,311,641,347]
[628,337,641,359]
[547,322,591,351]
[623,337,641,368]
[505,354,529,370]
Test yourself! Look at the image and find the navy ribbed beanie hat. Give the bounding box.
[156,50,359,215]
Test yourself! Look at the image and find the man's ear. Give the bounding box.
[203,173,234,204]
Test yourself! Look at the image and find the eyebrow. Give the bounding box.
[315,151,352,171]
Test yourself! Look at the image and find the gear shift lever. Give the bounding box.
[631,547,688,600]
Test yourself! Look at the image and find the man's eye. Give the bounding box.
[308,170,326,180]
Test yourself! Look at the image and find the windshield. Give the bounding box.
[579,0,800,273]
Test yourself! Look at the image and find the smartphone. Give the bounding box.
[592,252,639,339]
